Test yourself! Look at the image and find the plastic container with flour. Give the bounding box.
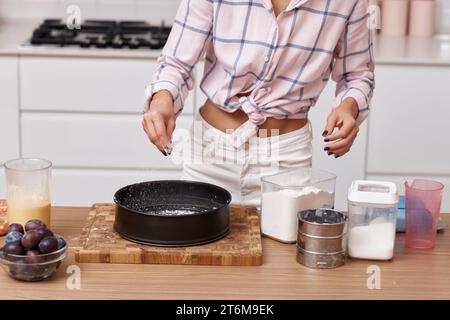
[261,168,336,243]
[347,180,399,260]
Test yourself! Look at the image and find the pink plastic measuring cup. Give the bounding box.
[405,179,444,249]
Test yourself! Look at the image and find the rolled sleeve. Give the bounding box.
[143,0,213,115]
[144,57,187,116]
[332,0,375,125]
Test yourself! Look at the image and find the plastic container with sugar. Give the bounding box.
[347,180,399,260]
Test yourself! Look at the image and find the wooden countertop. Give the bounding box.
[1,206,450,300]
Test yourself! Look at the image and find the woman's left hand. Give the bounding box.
[322,97,360,158]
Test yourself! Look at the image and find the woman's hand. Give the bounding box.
[322,97,360,158]
[142,90,176,156]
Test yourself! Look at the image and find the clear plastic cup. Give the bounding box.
[405,179,444,249]
[4,158,52,227]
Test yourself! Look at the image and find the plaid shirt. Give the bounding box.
[145,0,375,147]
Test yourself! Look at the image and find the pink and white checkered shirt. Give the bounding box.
[145,0,375,147]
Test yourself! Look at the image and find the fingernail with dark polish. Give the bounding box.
[324,147,330,151]
[327,152,333,156]
[161,150,168,156]
[164,144,173,155]
[324,139,330,142]
[322,131,328,137]
[335,155,341,159]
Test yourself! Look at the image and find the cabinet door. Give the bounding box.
[367,65,450,175]
[20,56,195,114]
[0,57,20,198]
[52,168,182,206]
[367,64,450,211]
[21,113,193,170]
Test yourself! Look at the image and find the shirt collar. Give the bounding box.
[260,0,311,13]
[287,0,310,11]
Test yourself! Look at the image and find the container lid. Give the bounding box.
[348,180,398,206]
[261,167,336,189]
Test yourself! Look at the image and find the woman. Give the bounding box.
[143,0,374,205]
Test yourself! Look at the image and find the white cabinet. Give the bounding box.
[367,64,450,211]
[0,57,20,198]
[367,65,450,175]
[0,57,19,162]
[309,81,368,211]
[52,168,182,206]
[19,56,195,114]
[21,112,192,169]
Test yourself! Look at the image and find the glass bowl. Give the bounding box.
[0,235,67,282]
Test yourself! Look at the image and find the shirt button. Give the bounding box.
[264,56,270,62]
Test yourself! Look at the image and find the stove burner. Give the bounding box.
[29,19,171,50]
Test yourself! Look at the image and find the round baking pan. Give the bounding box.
[113,180,232,247]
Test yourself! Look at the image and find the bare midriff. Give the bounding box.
[199,98,308,137]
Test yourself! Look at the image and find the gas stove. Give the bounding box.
[29,19,171,50]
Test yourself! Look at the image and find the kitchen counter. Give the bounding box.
[1,206,450,300]
[2,19,450,65]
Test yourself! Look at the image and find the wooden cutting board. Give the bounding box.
[73,204,263,266]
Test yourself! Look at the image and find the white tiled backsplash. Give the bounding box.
[0,0,182,23]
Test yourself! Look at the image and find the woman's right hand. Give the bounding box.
[142,90,176,156]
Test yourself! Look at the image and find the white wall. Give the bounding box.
[0,0,181,23]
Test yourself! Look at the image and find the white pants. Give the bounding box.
[181,110,313,206]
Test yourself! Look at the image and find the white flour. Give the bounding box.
[261,187,334,242]
[348,218,396,260]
